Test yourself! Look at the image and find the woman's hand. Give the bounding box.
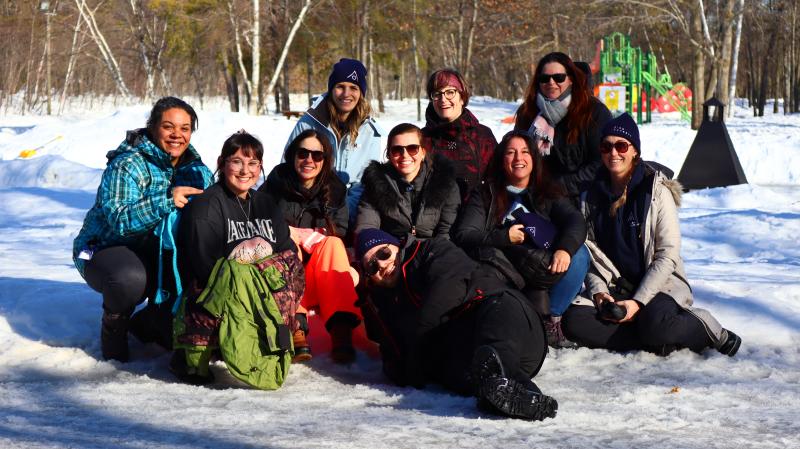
[508,224,525,244]
[172,186,203,208]
[549,249,571,274]
[593,292,614,308]
[615,299,641,323]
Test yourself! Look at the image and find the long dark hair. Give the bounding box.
[146,96,198,136]
[283,129,339,235]
[485,130,564,224]
[515,52,595,144]
[215,130,264,182]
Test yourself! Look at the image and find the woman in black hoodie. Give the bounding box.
[262,129,362,364]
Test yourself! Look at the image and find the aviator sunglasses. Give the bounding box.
[389,144,422,158]
[296,148,325,162]
[365,246,393,276]
[538,73,568,84]
[599,141,633,154]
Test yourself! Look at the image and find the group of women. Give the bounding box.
[73,53,740,390]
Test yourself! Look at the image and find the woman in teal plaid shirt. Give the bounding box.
[73,97,214,362]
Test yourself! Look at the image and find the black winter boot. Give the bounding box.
[101,311,130,362]
[470,345,558,421]
[716,329,742,357]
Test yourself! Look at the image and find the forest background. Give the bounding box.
[1,0,798,129]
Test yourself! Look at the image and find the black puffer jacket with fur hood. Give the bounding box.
[355,153,461,239]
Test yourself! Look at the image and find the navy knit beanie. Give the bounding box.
[356,228,399,261]
[601,112,641,154]
[328,58,368,95]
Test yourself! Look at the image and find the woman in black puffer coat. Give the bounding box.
[355,123,461,241]
[453,130,588,348]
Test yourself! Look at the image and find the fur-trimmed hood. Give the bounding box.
[361,153,457,212]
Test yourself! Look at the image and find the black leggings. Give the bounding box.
[424,291,548,395]
[83,245,158,314]
[562,293,713,354]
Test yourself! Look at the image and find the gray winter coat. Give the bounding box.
[574,168,725,344]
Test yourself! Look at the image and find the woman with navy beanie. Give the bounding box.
[561,113,742,357]
[283,58,383,226]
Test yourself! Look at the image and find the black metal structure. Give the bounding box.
[678,97,748,189]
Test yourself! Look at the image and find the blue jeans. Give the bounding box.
[548,244,590,316]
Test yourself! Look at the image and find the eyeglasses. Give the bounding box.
[389,144,422,158]
[431,88,459,101]
[538,73,568,84]
[296,148,325,162]
[599,141,633,154]
[365,246,393,276]
[227,158,261,171]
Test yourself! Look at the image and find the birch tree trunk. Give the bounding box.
[412,0,421,121]
[75,0,132,100]
[717,0,735,109]
[691,2,706,129]
[727,0,745,117]
[229,0,252,110]
[262,0,312,114]
[59,11,84,114]
[463,0,479,79]
[250,0,261,114]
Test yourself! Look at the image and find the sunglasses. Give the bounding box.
[365,246,393,276]
[389,144,422,158]
[599,141,633,154]
[538,73,568,84]
[296,148,325,162]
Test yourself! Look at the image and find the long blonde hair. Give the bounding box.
[609,157,640,218]
[326,93,372,145]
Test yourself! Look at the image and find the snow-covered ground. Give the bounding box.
[0,97,798,449]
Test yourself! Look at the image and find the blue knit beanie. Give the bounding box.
[356,228,399,261]
[328,58,368,95]
[601,112,641,154]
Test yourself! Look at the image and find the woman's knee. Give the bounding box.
[561,305,595,342]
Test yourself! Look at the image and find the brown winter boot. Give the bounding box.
[292,329,313,363]
[101,310,130,362]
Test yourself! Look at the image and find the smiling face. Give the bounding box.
[432,86,465,122]
[363,243,401,288]
[154,108,192,166]
[389,131,426,182]
[222,148,261,199]
[331,81,361,118]
[293,136,325,188]
[502,137,533,188]
[539,62,573,100]
[601,136,638,181]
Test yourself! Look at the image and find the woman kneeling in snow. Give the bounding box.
[562,113,741,357]
[172,131,302,388]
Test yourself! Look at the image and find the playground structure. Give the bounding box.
[591,32,692,124]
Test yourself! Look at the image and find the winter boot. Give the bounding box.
[716,328,742,357]
[329,323,356,364]
[129,304,173,350]
[169,348,215,385]
[470,345,558,421]
[101,310,131,362]
[292,329,313,363]
[544,316,578,349]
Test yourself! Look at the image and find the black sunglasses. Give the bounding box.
[365,246,393,276]
[389,144,422,158]
[296,148,325,162]
[538,73,568,84]
[599,141,633,154]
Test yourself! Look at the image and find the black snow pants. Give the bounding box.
[561,292,713,354]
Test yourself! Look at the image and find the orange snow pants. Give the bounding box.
[300,236,361,325]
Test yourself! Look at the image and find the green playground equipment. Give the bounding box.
[598,32,691,123]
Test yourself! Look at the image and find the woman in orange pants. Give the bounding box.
[261,129,361,363]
